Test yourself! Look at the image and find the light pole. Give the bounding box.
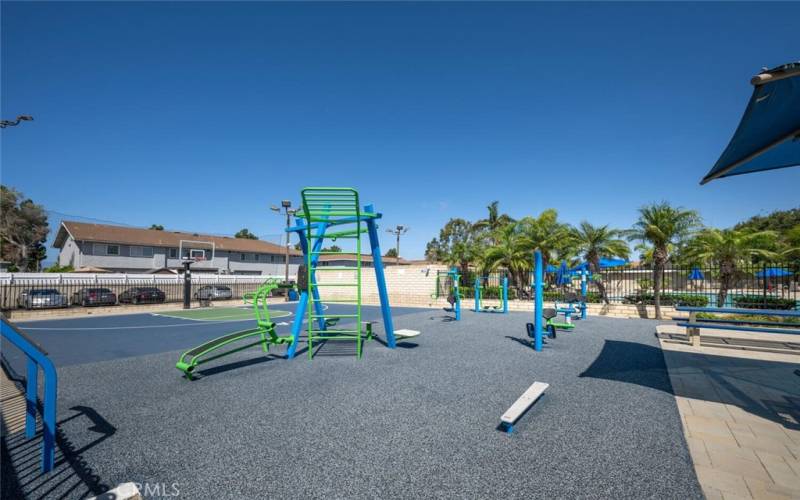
[385,225,409,266]
[271,200,296,300]
[0,115,34,128]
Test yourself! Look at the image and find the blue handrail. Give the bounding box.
[1,315,58,473]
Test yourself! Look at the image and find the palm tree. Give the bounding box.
[516,209,571,269]
[473,201,515,244]
[571,222,629,304]
[685,228,778,307]
[481,224,530,292]
[625,202,701,319]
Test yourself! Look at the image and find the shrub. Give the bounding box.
[622,293,709,307]
[731,295,796,310]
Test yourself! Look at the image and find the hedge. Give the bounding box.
[622,293,709,307]
[459,286,517,301]
[731,295,797,310]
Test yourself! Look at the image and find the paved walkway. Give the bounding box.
[658,324,800,500]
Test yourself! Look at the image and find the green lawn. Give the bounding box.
[156,306,292,322]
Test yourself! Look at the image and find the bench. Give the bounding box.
[675,306,800,347]
[500,381,549,433]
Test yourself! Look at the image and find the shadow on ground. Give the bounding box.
[580,340,800,429]
[1,405,115,499]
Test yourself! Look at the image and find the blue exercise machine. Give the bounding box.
[473,275,508,314]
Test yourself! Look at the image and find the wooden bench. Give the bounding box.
[500,381,549,433]
[675,306,800,347]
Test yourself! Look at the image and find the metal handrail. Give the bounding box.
[0,314,58,472]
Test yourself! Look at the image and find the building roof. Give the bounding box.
[54,221,300,255]
[317,254,410,264]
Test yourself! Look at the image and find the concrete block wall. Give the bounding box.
[316,264,680,320]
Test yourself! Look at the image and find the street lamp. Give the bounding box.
[386,225,409,266]
[0,115,34,128]
[271,200,296,300]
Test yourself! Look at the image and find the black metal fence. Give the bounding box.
[0,275,269,312]
[531,262,799,310]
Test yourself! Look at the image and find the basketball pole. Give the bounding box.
[183,261,192,309]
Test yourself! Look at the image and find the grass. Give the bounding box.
[156,306,292,322]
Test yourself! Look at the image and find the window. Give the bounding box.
[254,254,259,261]
[190,249,206,260]
[241,253,246,261]
[169,248,178,259]
[270,255,275,263]
[96,244,119,255]
[130,246,154,257]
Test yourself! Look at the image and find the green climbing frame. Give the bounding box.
[297,187,375,359]
[175,279,292,379]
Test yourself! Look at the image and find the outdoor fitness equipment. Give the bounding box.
[175,280,291,379]
[285,187,403,359]
[441,268,461,321]
[473,276,508,314]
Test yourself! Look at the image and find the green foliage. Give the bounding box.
[734,208,800,234]
[322,245,342,252]
[149,224,164,230]
[731,295,796,310]
[45,263,75,273]
[234,228,259,240]
[385,248,398,258]
[623,293,709,307]
[0,185,49,271]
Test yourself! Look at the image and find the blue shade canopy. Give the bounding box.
[701,62,800,184]
[755,267,793,278]
[556,261,571,285]
[570,258,628,272]
[688,267,705,280]
[545,264,559,273]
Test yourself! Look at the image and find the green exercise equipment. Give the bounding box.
[176,279,292,380]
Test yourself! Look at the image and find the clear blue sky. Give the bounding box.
[2,2,798,262]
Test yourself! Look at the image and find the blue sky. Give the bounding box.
[2,2,798,262]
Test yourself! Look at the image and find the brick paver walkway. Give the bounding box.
[658,324,800,499]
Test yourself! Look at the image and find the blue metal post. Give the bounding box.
[580,270,588,320]
[286,221,328,358]
[454,272,461,321]
[534,250,543,351]
[42,372,56,472]
[502,276,509,314]
[474,277,480,312]
[365,204,396,348]
[25,358,38,438]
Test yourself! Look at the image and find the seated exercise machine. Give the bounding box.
[176,279,291,380]
[474,276,508,314]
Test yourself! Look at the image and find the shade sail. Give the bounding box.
[556,261,571,285]
[701,62,800,184]
[755,267,793,278]
[688,267,705,280]
[570,258,628,273]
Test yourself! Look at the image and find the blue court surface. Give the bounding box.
[1,308,705,499]
[3,304,429,370]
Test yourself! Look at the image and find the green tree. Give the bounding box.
[425,218,481,278]
[734,208,800,234]
[473,201,515,244]
[685,228,778,307]
[571,222,629,304]
[149,224,164,230]
[385,248,398,258]
[234,228,259,240]
[625,202,701,319]
[516,209,572,269]
[481,224,530,292]
[0,186,49,271]
[322,245,342,253]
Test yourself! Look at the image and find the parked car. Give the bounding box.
[17,289,68,309]
[72,288,117,307]
[194,285,233,301]
[119,287,166,304]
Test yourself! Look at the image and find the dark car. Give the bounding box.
[119,287,166,304]
[72,287,117,307]
[193,285,233,301]
[17,289,68,309]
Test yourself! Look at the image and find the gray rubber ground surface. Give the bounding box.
[2,310,702,499]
